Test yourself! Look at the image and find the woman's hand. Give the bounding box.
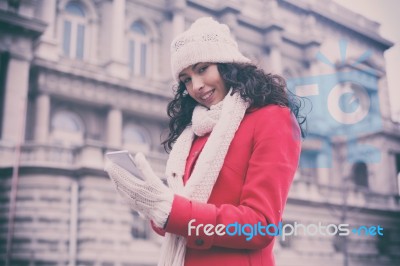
[104,153,173,228]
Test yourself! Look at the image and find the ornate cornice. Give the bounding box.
[279,0,393,51]
[33,61,171,121]
[0,9,46,39]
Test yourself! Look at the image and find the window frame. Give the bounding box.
[62,2,88,60]
[122,122,151,152]
[57,0,98,63]
[127,21,151,77]
[50,110,85,146]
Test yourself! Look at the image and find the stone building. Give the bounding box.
[0,0,399,265]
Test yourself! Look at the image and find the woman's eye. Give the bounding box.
[182,77,191,84]
[199,65,208,73]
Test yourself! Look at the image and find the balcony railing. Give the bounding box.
[0,141,168,177]
[289,179,400,211]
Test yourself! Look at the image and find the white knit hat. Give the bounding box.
[170,17,251,82]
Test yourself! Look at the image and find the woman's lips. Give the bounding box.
[201,89,215,100]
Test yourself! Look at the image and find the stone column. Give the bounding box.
[263,27,283,74]
[304,41,321,77]
[34,93,50,143]
[110,0,125,63]
[35,0,58,61]
[262,0,283,74]
[220,12,239,36]
[317,152,330,185]
[106,0,129,79]
[164,0,185,82]
[171,0,186,37]
[1,56,30,144]
[378,75,392,127]
[106,108,122,147]
[269,46,282,74]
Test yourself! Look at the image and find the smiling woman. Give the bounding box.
[178,63,227,108]
[105,17,307,266]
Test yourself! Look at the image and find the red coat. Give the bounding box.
[153,105,301,266]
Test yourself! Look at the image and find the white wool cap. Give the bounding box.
[170,17,251,82]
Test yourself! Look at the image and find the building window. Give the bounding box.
[123,124,147,144]
[52,110,83,133]
[351,161,369,188]
[299,151,318,182]
[0,52,10,139]
[128,21,150,77]
[123,123,151,152]
[51,110,84,146]
[131,211,148,239]
[395,153,400,195]
[62,1,87,60]
[377,228,391,255]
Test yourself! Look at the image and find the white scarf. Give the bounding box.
[158,89,249,266]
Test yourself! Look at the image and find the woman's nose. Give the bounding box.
[191,76,204,91]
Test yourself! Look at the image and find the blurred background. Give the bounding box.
[0,0,399,265]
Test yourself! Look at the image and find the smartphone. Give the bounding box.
[105,150,145,180]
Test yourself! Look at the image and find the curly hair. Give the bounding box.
[162,63,307,152]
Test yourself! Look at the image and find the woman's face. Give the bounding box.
[178,63,228,108]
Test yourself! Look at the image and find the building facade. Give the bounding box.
[0,0,399,265]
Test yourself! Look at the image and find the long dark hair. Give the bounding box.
[162,63,307,152]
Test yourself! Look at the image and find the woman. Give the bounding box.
[105,17,305,266]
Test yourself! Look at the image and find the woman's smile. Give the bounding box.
[201,89,215,101]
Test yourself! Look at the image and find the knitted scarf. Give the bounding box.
[158,89,249,266]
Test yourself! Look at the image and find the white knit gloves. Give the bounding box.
[104,153,173,228]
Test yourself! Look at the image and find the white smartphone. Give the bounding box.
[105,150,145,180]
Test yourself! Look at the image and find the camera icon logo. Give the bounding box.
[328,81,370,125]
[287,40,382,167]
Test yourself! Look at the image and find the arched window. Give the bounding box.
[396,153,400,195]
[51,110,84,146]
[351,161,369,188]
[123,123,151,152]
[62,1,87,59]
[123,124,147,144]
[128,21,150,77]
[52,111,83,132]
